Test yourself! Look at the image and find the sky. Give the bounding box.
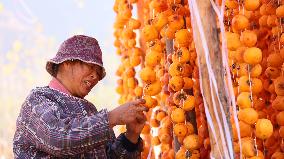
[0,0,121,158]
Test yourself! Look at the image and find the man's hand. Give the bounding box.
[125,111,147,144]
[108,99,147,128]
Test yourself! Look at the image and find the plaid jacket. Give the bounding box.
[13,86,142,159]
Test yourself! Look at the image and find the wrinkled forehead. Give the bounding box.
[64,60,103,77]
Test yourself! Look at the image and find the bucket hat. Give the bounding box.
[46,35,106,80]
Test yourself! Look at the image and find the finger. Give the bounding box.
[135,106,148,112]
[130,99,146,105]
[136,113,147,124]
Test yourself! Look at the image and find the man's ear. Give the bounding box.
[57,61,70,73]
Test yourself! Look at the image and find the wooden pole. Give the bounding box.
[189,0,234,158]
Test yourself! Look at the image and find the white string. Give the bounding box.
[210,0,242,158]
[189,0,237,158]
[217,0,243,158]
[189,1,230,157]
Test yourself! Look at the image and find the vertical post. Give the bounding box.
[189,0,234,158]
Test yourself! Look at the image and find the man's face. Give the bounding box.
[67,61,101,98]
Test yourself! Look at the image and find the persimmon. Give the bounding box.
[130,54,141,67]
[170,3,190,16]
[173,91,187,105]
[142,25,159,42]
[144,80,162,96]
[156,110,167,121]
[181,64,193,77]
[238,108,258,125]
[240,30,257,47]
[145,49,162,67]
[259,15,268,27]
[160,25,175,39]
[271,152,284,159]
[160,116,172,128]
[272,96,284,111]
[131,47,143,56]
[281,48,284,59]
[116,85,124,94]
[241,137,256,157]
[121,28,135,40]
[117,10,132,23]
[260,3,276,15]
[238,76,263,94]
[162,149,174,159]
[176,146,186,159]
[169,76,184,91]
[276,111,284,126]
[232,14,249,31]
[190,150,201,159]
[177,136,185,144]
[251,78,263,94]
[141,123,151,134]
[146,39,164,52]
[249,154,264,159]
[174,29,191,47]
[235,46,246,62]
[267,15,278,27]
[250,64,262,77]
[143,95,158,108]
[225,0,238,9]
[126,39,136,48]
[172,47,190,63]
[153,12,168,31]
[255,119,273,140]
[151,136,161,146]
[233,141,240,153]
[127,18,141,30]
[183,77,194,89]
[237,92,252,109]
[168,14,184,32]
[182,95,195,111]
[127,77,137,89]
[238,63,262,77]
[244,0,260,11]
[254,151,265,159]
[159,133,171,144]
[239,121,253,138]
[232,121,253,140]
[279,126,284,138]
[243,47,262,65]
[186,123,195,135]
[149,0,168,13]
[140,67,156,84]
[169,62,183,76]
[280,33,284,44]
[183,134,199,150]
[174,123,188,137]
[171,108,185,123]
[150,118,160,127]
[125,67,135,78]
[265,67,280,79]
[267,53,284,67]
[225,32,242,50]
[274,76,284,96]
[276,5,284,17]
[167,0,182,4]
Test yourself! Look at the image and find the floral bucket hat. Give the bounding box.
[46,35,106,80]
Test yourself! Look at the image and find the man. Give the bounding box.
[13,35,147,158]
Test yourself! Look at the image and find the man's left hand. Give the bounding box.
[125,111,147,144]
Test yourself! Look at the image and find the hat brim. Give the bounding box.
[46,59,106,80]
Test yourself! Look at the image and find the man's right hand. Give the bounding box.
[108,99,147,128]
